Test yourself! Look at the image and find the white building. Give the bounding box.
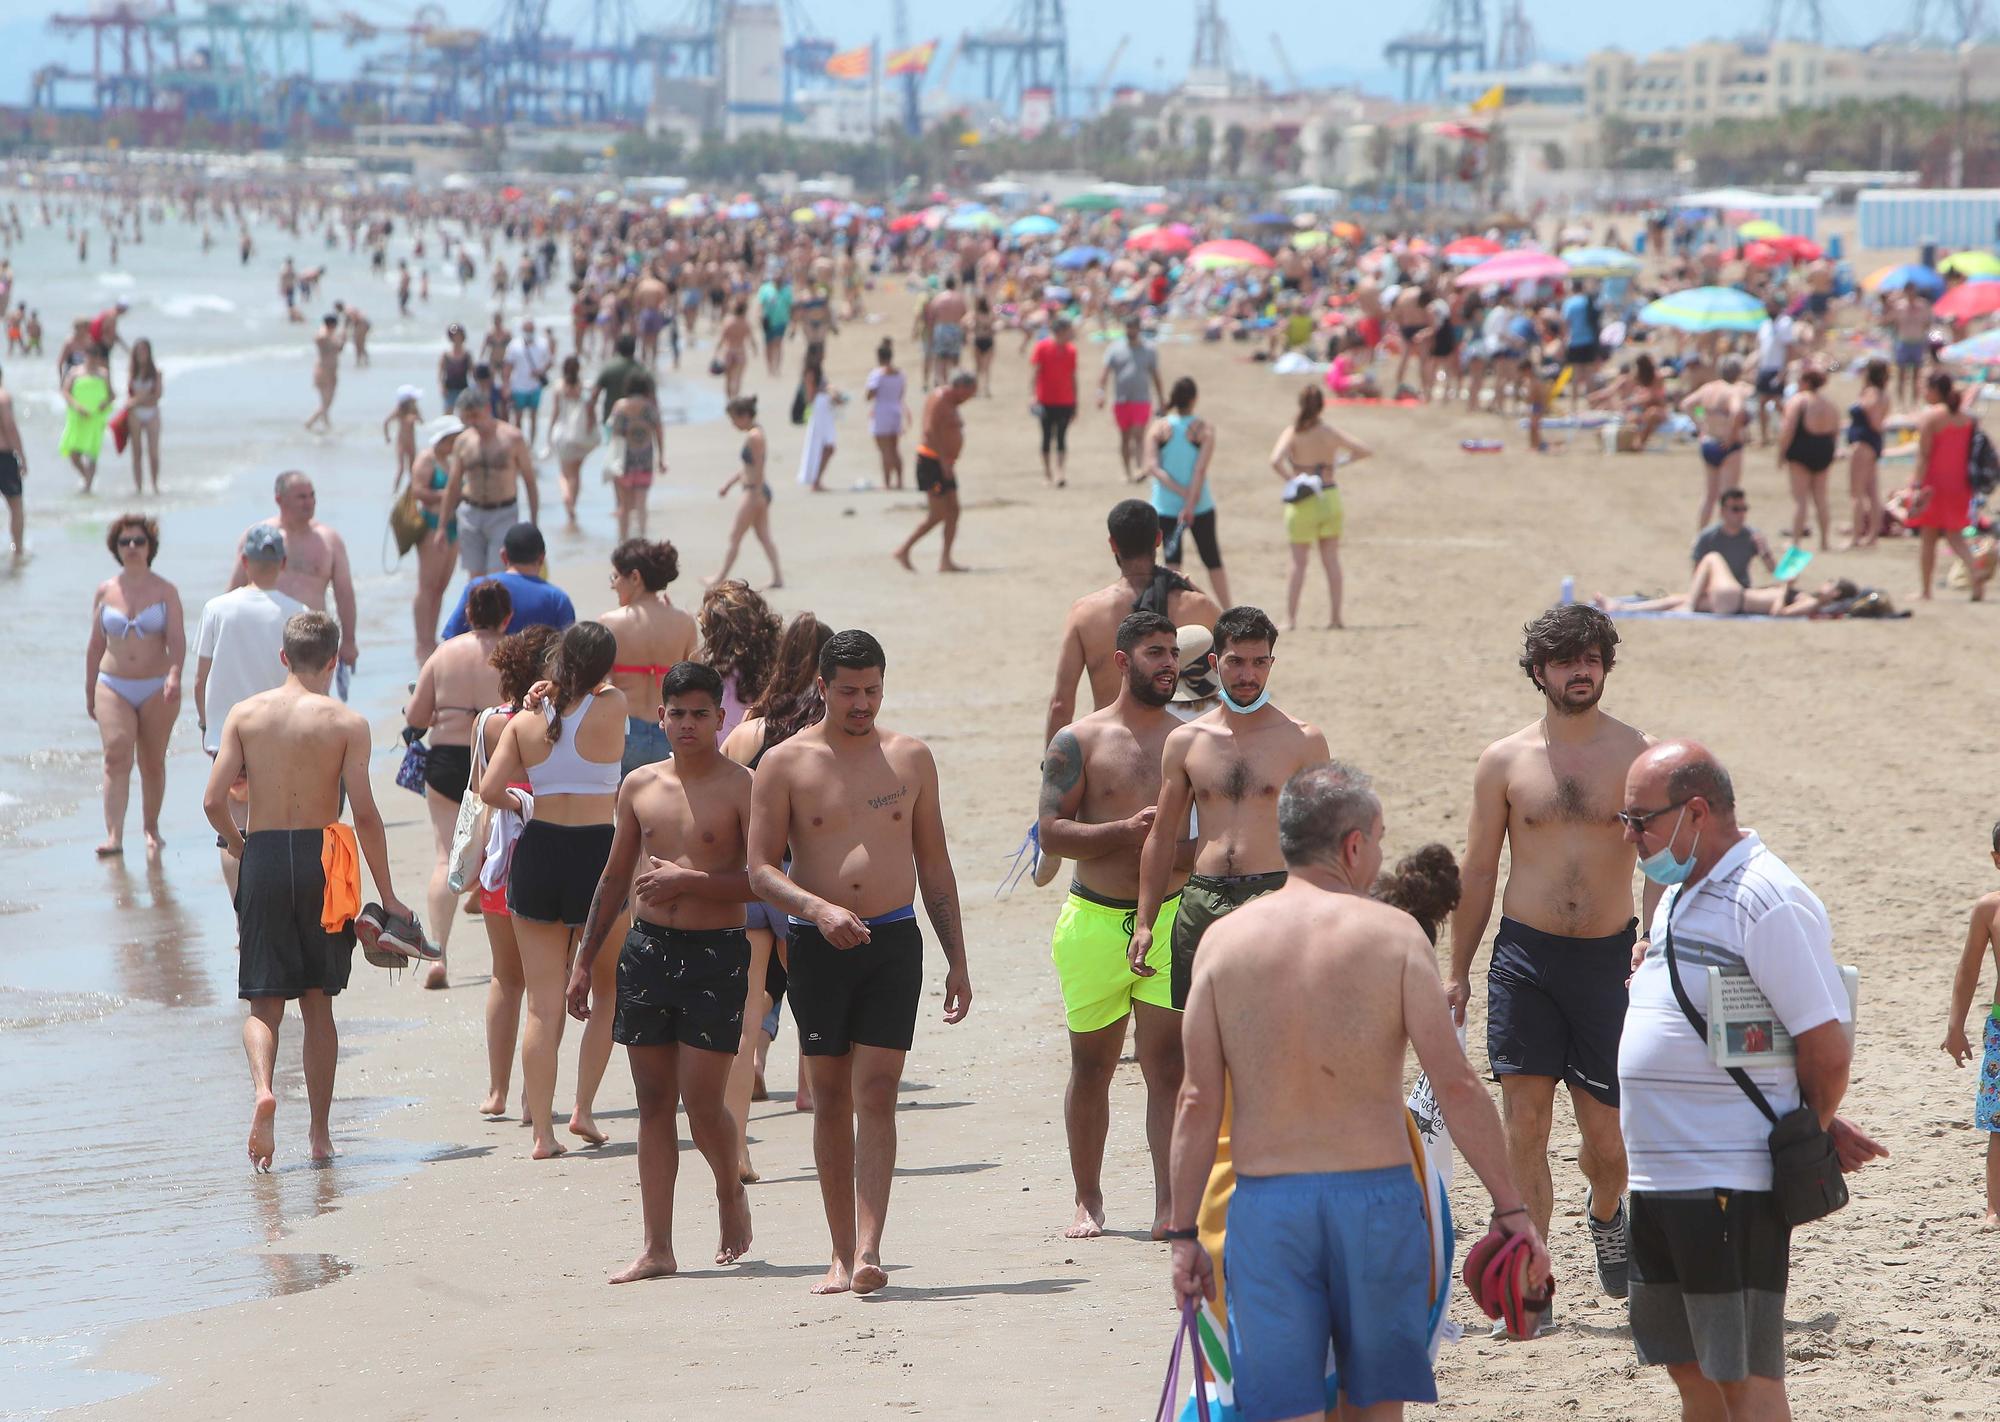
[721,3,785,140]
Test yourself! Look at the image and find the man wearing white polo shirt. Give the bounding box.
[1616,741,1884,1422]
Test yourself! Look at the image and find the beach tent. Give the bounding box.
[1677,188,1820,239]
[1857,189,2000,251]
[1276,184,1342,210]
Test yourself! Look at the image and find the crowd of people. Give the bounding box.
[10,179,1999,1422]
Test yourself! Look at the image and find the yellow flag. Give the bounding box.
[1472,84,1505,113]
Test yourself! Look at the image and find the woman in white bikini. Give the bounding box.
[85,513,185,857]
[126,338,163,493]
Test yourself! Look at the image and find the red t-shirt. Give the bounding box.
[1031,338,1078,407]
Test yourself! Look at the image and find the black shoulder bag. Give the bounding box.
[1661,906,1848,1227]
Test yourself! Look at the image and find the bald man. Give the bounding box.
[229,472,357,697]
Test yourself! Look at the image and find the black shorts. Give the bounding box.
[1485,915,1634,1107]
[422,742,471,801]
[1566,342,1601,367]
[507,819,614,926]
[787,914,923,1056]
[236,829,356,1000]
[613,920,750,1054]
[1753,368,1785,398]
[915,452,956,495]
[1629,1189,1791,1382]
[0,452,19,500]
[1160,509,1223,572]
[1170,871,1286,1009]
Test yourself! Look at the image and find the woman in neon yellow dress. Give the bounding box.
[61,344,115,493]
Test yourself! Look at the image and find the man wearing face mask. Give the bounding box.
[1448,602,1656,1308]
[1129,605,1328,1012]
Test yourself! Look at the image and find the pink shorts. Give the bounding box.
[1114,401,1151,432]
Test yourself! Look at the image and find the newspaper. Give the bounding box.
[1704,965,1859,1068]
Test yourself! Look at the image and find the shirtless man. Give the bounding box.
[1448,603,1656,1303]
[566,662,755,1282]
[202,611,422,1171]
[436,387,540,578]
[1387,282,1434,399]
[0,364,25,556]
[1891,288,1932,407]
[924,277,969,382]
[1038,611,1191,1239]
[1678,355,1751,529]
[746,630,972,1295]
[892,372,976,574]
[229,472,358,698]
[303,314,342,431]
[337,300,370,367]
[1045,498,1222,746]
[1168,762,1548,1419]
[1129,605,1329,1010]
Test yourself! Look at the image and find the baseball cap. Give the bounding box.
[243,525,286,562]
[396,383,423,404]
[421,414,464,447]
[1173,625,1219,704]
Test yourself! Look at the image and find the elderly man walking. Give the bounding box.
[1617,741,1885,1422]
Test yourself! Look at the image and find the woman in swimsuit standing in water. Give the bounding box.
[600,537,698,777]
[1270,384,1372,631]
[85,513,184,857]
[608,370,663,541]
[710,395,784,588]
[126,338,163,493]
[1776,365,1841,551]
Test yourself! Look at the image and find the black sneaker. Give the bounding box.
[1588,1194,1629,1299]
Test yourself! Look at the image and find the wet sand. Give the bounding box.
[18,237,1998,1419]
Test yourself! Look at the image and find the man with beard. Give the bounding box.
[1128,605,1328,1012]
[1037,612,1190,1240]
[1448,603,1656,1309]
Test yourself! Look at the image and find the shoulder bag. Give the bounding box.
[1662,900,1849,1227]
[447,707,497,893]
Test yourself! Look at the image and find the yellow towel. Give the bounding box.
[319,824,361,932]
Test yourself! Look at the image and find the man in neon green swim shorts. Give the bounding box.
[1037,611,1190,1242]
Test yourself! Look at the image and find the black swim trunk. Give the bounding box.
[235,829,356,1000]
[422,742,471,801]
[507,819,614,926]
[1170,870,1287,1009]
[1629,1189,1791,1382]
[787,912,923,1056]
[915,452,956,495]
[613,919,750,1054]
[1753,368,1785,398]
[0,452,19,500]
[1566,342,1602,367]
[1485,914,1634,1107]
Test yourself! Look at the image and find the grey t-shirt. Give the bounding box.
[1691,523,1764,586]
[1103,341,1159,405]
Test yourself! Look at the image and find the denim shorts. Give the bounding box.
[620,716,670,780]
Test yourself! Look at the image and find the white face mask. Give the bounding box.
[1219,683,1272,715]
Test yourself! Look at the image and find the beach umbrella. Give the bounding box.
[549,188,575,203]
[920,204,953,231]
[1941,329,2000,366]
[1442,236,1502,265]
[1742,241,1788,268]
[1330,220,1362,240]
[726,200,761,220]
[887,212,925,233]
[1248,211,1292,226]
[1941,251,2000,279]
[1291,230,1330,250]
[1452,249,1570,287]
[1736,219,1784,240]
[1128,228,1192,256]
[1143,201,1170,215]
[500,185,523,202]
[1187,238,1273,270]
[1060,191,1120,211]
[1769,233,1822,262]
[1935,279,2000,322]
[946,209,1002,232]
[1053,245,1113,269]
[1009,213,1061,237]
[1559,245,1642,278]
[791,207,818,222]
[1637,285,1766,333]
[864,205,885,219]
[1863,263,1943,296]
[593,190,620,205]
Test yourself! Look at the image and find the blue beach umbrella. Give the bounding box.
[1873,263,1945,296]
[1054,245,1113,269]
[1009,213,1061,237]
[1637,285,1765,333]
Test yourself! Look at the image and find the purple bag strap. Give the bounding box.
[1154,1298,1212,1422]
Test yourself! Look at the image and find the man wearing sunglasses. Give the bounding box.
[1691,488,1777,589]
[1449,601,1656,1309]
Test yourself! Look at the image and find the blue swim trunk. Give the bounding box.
[1225,1165,1439,1419]
[1977,1013,2000,1133]
[511,387,542,412]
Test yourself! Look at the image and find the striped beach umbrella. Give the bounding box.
[1941,328,2000,366]
[1863,264,1944,296]
[1637,285,1765,332]
[1453,249,1569,287]
[1560,246,1641,278]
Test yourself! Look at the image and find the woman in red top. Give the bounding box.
[1907,372,1990,601]
[1029,315,1079,487]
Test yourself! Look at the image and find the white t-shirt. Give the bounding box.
[504,334,548,394]
[1754,316,1793,372]
[1618,832,1851,1193]
[195,585,307,753]
[864,367,905,437]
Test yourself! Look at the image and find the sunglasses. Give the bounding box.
[1615,800,1688,834]
[117,534,150,548]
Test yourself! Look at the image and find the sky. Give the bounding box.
[2,1,1926,114]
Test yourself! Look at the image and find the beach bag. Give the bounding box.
[389,484,427,556]
[447,707,497,893]
[1968,424,2000,497]
[395,727,429,797]
[1663,911,1848,1227]
[1152,1299,1212,1422]
[602,428,627,484]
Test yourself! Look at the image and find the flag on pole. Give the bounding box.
[885,39,938,76]
[1471,84,1505,112]
[824,45,873,81]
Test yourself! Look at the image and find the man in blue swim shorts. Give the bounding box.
[1168,763,1546,1421]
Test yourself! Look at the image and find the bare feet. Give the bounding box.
[938,559,968,573]
[531,1135,568,1160]
[1150,1206,1172,1242]
[739,1157,760,1185]
[794,1090,814,1113]
[609,1249,677,1284]
[95,839,123,857]
[751,1072,768,1102]
[715,1183,752,1264]
[893,548,914,572]
[421,962,448,990]
[1065,1200,1106,1240]
[143,827,164,855]
[568,1115,608,1146]
[308,1131,337,1164]
[478,1091,508,1117]
[851,1255,888,1295]
[248,1093,276,1172]
[1983,1210,1999,1230]
[811,1258,852,1295]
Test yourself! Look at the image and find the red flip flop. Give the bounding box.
[1461,1226,1556,1340]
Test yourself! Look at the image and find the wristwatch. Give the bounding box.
[1162,1226,1200,1242]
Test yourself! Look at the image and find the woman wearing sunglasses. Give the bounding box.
[86,513,185,857]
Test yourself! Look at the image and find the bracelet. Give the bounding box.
[1162,1226,1201,1242]
[1491,1206,1528,1221]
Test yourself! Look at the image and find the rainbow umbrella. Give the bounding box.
[1009,213,1060,237]
[1637,285,1765,333]
[1452,249,1569,287]
[1187,238,1273,270]
[1560,246,1641,278]
[1736,219,1784,240]
[1940,251,2000,279]
[1863,263,1943,296]
[1941,329,2000,365]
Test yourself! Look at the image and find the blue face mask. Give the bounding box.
[1219,682,1272,715]
[1637,806,1700,885]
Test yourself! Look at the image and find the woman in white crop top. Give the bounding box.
[481,621,626,1159]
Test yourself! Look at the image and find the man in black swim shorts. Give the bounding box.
[567,661,756,1282]
[748,630,971,1296]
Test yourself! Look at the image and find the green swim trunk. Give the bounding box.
[1051,884,1180,1033]
[1170,870,1288,1009]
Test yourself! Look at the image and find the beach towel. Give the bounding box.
[318,824,362,932]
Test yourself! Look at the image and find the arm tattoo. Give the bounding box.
[927,889,963,956]
[1038,729,1082,818]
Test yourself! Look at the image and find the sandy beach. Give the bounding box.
[38,268,2000,1421]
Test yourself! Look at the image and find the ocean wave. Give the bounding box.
[0,986,124,1032]
[153,293,238,319]
[95,272,136,289]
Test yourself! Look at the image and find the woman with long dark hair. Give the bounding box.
[1776,365,1841,551]
[1845,357,1889,549]
[696,579,782,738]
[1907,371,1990,601]
[126,337,163,493]
[1270,383,1371,630]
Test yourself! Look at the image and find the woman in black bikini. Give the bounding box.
[1845,357,1889,549]
[1776,365,1841,551]
[710,395,783,588]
